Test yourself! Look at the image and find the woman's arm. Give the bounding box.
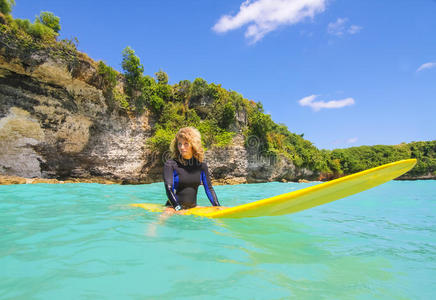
[201,162,220,206]
[163,160,182,211]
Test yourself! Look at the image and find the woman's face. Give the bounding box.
[177,138,193,159]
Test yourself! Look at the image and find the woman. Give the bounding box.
[163,127,220,214]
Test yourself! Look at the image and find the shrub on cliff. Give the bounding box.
[195,119,233,149]
[154,71,172,102]
[159,102,186,129]
[213,130,235,148]
[113,90,130,110]
[10,18,30,32]
[3,3,61,42]
[217,100,236,129]
[147,126,176,154]
[190,78,219,107]
[247,110,274,150]
[27,21,57,40]
[148,94,165,113]
[98,61,118,90]
[35,11,60,34]
[97,61,126,110]
[10,13,59,42]
[0,2,75,56]
[173,80,192,103]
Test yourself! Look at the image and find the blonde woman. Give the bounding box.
[163,127,220,214]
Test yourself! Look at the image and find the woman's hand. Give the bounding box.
[174,209,186,215]
[163,207,175,215]
[164,207,185,215]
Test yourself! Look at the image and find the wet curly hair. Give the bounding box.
[170,127,204,164]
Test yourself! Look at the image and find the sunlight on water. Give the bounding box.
[0,181,435,299]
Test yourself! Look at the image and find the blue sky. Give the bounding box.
[12,0,436,149]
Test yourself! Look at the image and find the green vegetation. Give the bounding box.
[35,11,60,33]
[0,0,78,58]
[9,11,59,41]
[117,46,245,153]
[117,43,434,176]
[121,46,164,113]
[1,1,434,178]
[98,61,118,90]
[325,142,435,178]
[97,61,127,110]
[403,141,436,177]
[330,144,411,174]
[0,0,14,16]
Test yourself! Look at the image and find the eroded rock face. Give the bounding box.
[0,47,155,182]
[204,134,315,183]
[0,107,44,177]
[0,36,319,184]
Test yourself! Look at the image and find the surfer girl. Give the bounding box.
[162,127,221,215]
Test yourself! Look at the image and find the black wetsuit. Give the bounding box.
[163,158,220,210]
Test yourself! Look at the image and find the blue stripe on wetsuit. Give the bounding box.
[173,170,179,194]
[201,170,219,206]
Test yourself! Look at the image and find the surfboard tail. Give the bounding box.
[202,159,417,218]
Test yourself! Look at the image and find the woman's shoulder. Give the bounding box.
[164,159,177,167]
[198,159,210,170]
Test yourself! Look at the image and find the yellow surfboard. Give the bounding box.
[131,159,416,218]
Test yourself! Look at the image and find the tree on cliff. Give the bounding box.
[0,0,14,15]
[121,46,147,104]
[121,46,164,113]
[155,70,168,85]
[122,46,145,90]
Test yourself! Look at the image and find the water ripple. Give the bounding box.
[0,181,435,299]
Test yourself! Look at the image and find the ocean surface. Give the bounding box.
[0,180,435,299]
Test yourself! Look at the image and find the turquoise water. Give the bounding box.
[0,181,435,299]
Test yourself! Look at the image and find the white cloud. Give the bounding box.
[327,18,362,36]
[348,25,363,35]
[346,137,358,144]
[212,0,326,44]
[298,94,355,111]
[327,18,347,36]
[416,62,436,72]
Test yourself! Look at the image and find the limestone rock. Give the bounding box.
[0,33,324,184]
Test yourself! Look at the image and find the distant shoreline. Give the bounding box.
[0,175,247,186]
[1,174,432,186]
[0,175,120,185]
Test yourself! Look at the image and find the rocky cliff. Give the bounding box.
[0,34,317,184]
